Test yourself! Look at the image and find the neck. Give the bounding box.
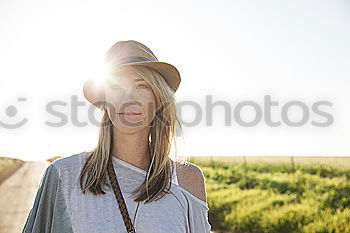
[111,127,151,172]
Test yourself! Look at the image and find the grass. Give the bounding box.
[46,156,64,163]
[191,156,350,169]
[189,156,350,233]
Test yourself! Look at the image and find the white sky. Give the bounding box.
[0,0,349,161]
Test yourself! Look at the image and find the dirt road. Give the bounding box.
[0,161,217,233]
[0,161,50,233]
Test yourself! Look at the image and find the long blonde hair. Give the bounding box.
[79,65,186,204]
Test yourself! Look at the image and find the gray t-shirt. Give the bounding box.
[22,151,212,233]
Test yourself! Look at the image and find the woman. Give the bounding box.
[22,40,211,233]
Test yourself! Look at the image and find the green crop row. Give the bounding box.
[191,159,350,233]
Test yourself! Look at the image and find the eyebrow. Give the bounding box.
[106,77,146,84]
[134,78,146,82]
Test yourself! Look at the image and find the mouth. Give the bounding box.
[118,112,142,115]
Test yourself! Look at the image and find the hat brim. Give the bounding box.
[83,61,181,109]
[108,61,181,92]
[83,78,106,109]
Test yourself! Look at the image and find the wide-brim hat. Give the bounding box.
[83,40,181,109]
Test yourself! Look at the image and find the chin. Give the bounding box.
[113,123,149,134]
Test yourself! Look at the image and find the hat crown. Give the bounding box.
[104,40,158,67]
[83,40,181,109]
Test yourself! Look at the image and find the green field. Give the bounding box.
[189,156,350,233]
[191,156,350,169]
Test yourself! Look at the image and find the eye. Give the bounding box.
[137,84,150,89]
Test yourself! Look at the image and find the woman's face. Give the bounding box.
[104,66,158,133]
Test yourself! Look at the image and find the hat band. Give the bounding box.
[116,56,154,66]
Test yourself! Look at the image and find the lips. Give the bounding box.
[118,112,142,115]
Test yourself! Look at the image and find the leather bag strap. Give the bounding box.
[107,157,136,233]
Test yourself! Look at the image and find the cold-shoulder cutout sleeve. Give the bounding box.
[22,164,73,233]
[179,186,212,233]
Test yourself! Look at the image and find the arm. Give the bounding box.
[176,162,208,202]
[176,162,212,233]
[22,164,73,233]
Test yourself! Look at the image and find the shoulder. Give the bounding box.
[50,151,86,177]
[175,161,207,203]
[51,151,86,169]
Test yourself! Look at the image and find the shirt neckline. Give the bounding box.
[83,151,207,207]
[111,155,179,186]
[111,156,148,175]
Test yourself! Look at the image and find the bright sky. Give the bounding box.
[0,0,349,161]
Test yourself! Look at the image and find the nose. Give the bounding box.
[120,87,139,101]
[119,89,142,106]
[119,85,139,95]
